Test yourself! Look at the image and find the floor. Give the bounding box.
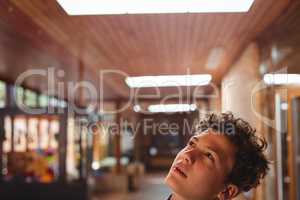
[92,173,171,200]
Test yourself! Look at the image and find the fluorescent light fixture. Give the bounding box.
[264,74,300,85]
[57,0,255,15]
[148,104,197,113]
[125,74,212,88]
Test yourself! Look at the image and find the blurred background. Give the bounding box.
[0,0,300,200]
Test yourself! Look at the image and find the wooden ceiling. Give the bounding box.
[0,0,294,101]
[258,1,300,74]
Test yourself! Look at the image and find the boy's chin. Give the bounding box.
[164,173,173,187]
[164,173,171,185]
[164,173,179,191]
[164,176,192,200]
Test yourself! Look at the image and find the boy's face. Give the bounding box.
[165,130,237,200]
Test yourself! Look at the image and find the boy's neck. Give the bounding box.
[170,193,190,200]
[170,193,218,200]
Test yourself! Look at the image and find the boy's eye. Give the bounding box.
[206,152,214,161]
[188,140,195,146]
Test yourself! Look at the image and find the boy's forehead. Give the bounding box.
[195,128,222,137]
[192,130,224,145]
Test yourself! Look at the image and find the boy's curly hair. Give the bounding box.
[195,112,270,192]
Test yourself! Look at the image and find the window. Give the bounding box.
[15,86,24,105]
[39,94,49,107]
[0,80,6,108]
[25,89,37,107]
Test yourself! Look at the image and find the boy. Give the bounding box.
[165,112,269,200]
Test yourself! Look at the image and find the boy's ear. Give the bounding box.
[217,184,239,200]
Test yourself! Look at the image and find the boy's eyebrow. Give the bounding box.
[205,146,220,156]
[191,136,199,141]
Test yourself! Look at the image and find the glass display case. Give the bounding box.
[0,107,91,200]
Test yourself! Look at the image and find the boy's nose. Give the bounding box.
[182,150,195,164]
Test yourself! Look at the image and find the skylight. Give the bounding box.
[57,0,255,15]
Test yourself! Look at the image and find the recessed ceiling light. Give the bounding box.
[57,0,255,15]
[125,74,212,88]
[148,104,197,113]
[263,74,300,85]
[92,161,101,170]
[133,105,141,112]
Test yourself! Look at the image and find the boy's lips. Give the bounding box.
[173,164,188,178]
